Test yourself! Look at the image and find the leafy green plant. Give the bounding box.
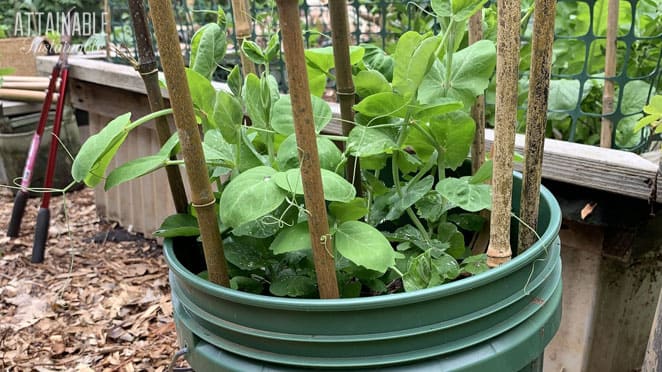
[634,94,662,136]
[481,0,661,149]
[72,0,497,298]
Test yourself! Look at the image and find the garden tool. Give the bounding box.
[31,28,73,263]
[6,12,72,264]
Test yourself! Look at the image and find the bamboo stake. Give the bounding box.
[1,76,51,83]
[231,0,257,76]
[518,0,557,252]
[487,0,520,268]
[0,88,58,102]
[147,0,229,287]
[104,0,111,60]
[276,0,340,299]
[328,0,361,194]
[128,0,189,215]
[600,0,619,148]
[469,10,486,175]
[0,82,53,90]
[468,10,490,256]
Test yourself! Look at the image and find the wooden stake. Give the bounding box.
[276,0,339,299]
[487,0,520,268]
[469,10,486,175]
[328,0,361,194]
[231,0,257,76]
[643,288,662,371]
[128,0,189,215]
[147,0,229,287]
[518,0,557,252]
[600,0,619,148]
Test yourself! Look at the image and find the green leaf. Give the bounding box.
[277,134,342,172]
[347,126,398,157]
[271,94,332,135]
[230,276,264,294]
[273,168,356,203]
[386,175,434,221]
[403,252,460,292]
[329,198,368,223]
[219,166,287,228]
[436,176,492,212]
[72,113,133,187]
[204,129,235,164]
[241,40,266,65]
[353,92,408,118]
[335,221,396,272]
[186,68,216,120]
[264,34,280,62]
[412,99,464,121]
[305,46,365,74]
[212,91,243,144]
[224,235,275,271]
[105,154,167,190]
[189,23,226,80]
[546,79,592,121]
[429,111,476,170]
[361,43,394,81]
[448,213,485,232]
[470,159,493,184]
[437,222,465,258]
[419,40,496,108]
[392,32,441,100]
[616,80,651,148]
[153,214,200,238]
[461,253,489,275]
[431,0,487,22]
[354,70,392,98]
[242,74,269,128]
[270,274,317,297]
[270,222,311,254]
[227,65,242,96]
[415,190,449,223]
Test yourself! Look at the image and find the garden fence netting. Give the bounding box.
[106,0,661,151]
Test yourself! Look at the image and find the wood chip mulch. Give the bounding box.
[0,187,188,371]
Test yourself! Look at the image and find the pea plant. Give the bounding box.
[72,0,498,298]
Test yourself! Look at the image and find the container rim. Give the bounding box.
[164,172,562,311]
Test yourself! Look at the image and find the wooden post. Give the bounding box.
[600,0,619,148]
[276,0,340,299]
[643,288,662,371]
[487,0,520,267]
[147,0,230,287]
[127,0,189,214]
[328,0,361,194]
[231,0,257,76]
[518,0,557,252]
[469,10,485,175]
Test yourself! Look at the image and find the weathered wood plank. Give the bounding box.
[643,288,662,371]
[484,130,661,202]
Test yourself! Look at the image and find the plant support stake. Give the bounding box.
[329,0,361,194]
[276,0,340,299]
[600,0,619,148]
[128,0,189,214]
[469,9,485,175]
[487,0,520,267]
[518,0,556,252]
[147,0,229,287]
[232,0,257,76]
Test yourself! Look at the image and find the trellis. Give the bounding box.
[105,0,661,151]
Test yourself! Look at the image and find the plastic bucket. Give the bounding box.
[164,173,562,371]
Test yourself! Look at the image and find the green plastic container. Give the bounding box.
[164,174,562,371]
